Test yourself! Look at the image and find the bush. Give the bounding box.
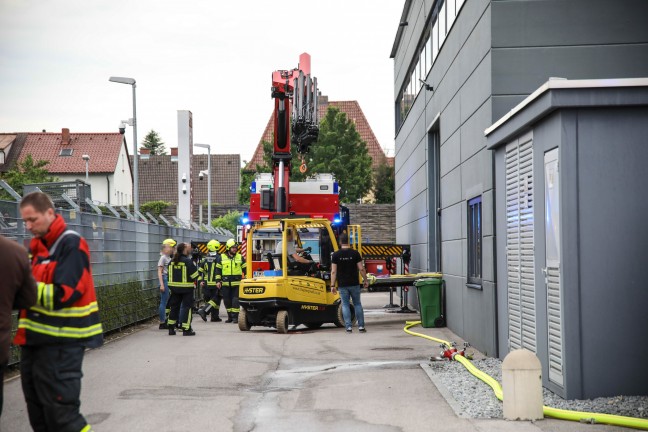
[140,200,172,217]
[211,211,240,236]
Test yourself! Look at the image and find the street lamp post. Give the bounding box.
[82,154,90,183]
[194,143,211,224]
[109,76,139,213]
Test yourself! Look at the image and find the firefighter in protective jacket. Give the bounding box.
[196,239,223,322]
[167,242,200,336]
[217,239,246,323]
[16,191,102,432]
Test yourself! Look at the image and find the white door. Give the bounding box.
[505,132,537,352]
[544,148,564,385]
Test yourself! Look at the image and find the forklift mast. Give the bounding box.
[270,52,320,213]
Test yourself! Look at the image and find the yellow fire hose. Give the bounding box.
[404,321,648,430]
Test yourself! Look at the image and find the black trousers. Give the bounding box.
[168,288,194,330]
[221,284,240,315]
[20,344,88,432]
[203,286,222,318]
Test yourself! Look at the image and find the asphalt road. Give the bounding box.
[1,292,626,431]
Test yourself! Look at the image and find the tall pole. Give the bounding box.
[207,146,211,224]
[85,161,89,182]
[195,143,211,224]
[132,83,139,213]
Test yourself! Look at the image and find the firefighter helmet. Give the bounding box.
[226,239,237,249]
[207,239,220,252]
[162,238,177,247]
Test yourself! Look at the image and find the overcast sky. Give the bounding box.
[0,0,403,163]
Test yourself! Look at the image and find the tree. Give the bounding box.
[141,129,166,155]
[0,154,58,199]
[211,210,241,236]
[373,162,395,204]
[306,107,373,202]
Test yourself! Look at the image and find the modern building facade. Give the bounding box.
[391,0,648,359]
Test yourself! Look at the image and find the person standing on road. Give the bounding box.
[16,191,103,431]
[196,239,223,322]
[218,239,246,323]
[330,232,368,333]
[157,239,175,329]
[167,242,200,336]
[0,234,37,417]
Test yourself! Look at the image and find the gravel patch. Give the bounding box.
[427,357,648,420]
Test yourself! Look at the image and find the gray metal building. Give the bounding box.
[391,0,648,357]
[486,78,648,399]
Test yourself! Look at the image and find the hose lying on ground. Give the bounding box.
[404,321,648,431]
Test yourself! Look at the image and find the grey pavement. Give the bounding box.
[2,292,627,431]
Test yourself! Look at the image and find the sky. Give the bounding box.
[0,0,404,163]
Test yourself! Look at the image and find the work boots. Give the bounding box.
[197,304,212,322]
[225,312,233,323]
[232,313,239,324]
[183,328,196,336]
[168,326,176,336]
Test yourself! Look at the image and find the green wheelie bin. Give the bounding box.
[414,278,445,328]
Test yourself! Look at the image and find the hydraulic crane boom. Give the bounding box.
[270,52,319,213]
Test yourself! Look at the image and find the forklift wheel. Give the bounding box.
[335,303,357,328]
[276,310,289,334]
[238,308,251,331]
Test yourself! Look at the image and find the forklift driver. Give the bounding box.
[276,229,313,273]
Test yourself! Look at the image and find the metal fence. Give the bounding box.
[2,199,230,366]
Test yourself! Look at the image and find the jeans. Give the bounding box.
[339,285,365,329]
[159,274,169,322]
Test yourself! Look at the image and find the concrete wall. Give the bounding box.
[394,0,498,355]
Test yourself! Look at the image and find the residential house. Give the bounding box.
[0,128,133,205]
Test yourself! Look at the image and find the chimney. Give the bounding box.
[170,147,178,162]
[319,94,329,108]
[61,128,70,145]
[139,147,150,155]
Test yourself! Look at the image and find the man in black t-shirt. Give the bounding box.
[331,232,368,333]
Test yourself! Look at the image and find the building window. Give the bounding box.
[59,148,73,156]
[394,0,467,132]
[467,195,482,287]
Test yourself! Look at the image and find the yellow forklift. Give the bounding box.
[238,218,359,333]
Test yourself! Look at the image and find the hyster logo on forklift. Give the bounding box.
[243,287,265,295]
[301,305,323,311]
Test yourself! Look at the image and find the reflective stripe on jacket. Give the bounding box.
[198,253,221,286]
[14,214,103,348]
[218,253,246,285]
[168,255,199,290]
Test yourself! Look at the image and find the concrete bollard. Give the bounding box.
[502,349,544,421]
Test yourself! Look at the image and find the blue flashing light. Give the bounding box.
[333,182,339,194]
[241,212,250,224]
[333,213,341,224]
[250,181,257,193]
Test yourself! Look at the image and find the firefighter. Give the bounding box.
[196,240,223,322]
[218,239,246,323]
[167,242,200,336]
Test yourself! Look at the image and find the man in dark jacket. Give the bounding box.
[16,192,103,431]
[0,234,37,416]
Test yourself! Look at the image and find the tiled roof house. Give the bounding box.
[246,97,394,171]
[136,150,240,208]
[0,129,133,205]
